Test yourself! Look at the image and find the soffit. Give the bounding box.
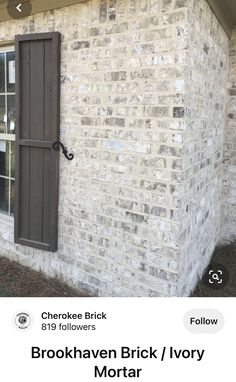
[0,0,235,37]
[0,0,87,22]
[206,0,236,37]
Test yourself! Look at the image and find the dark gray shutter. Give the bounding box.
[14,32,61,252]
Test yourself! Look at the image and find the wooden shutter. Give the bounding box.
[14,32,61,252]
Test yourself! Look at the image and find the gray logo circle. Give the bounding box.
[15,312,31,330]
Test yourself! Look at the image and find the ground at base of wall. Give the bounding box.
[1,245,235,297]
[192,244,236,297]
[0,256,91,297]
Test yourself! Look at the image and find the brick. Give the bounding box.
[126,142,151,153]
[203,43,209,54]
[173,106,185,118]
[150,206,167,217]
[72,41,90,50]
[88,27,102,37]
[130,68,155,79]
[174,0,188,8]
[141,157,167,169]
[105,71,127,81]
[125,212,149,224]
[161,10,186,24]
[0,0,231,300]
[140,180,167,193]
[103,140,125,150]
[100,0,107,22]
[229,88,236,96]
[159,145,182,157]
[108,0,117,20]
[104,117,125,127]
[105,22,128,34]
[146,106,170,117]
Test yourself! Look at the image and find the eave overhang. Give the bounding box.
[0,0,87,22]
[0,0,235,38]
[206,0,236,37]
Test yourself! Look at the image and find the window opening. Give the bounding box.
[0,47,15,216]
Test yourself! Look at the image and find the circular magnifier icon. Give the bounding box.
[203,263,229,290]
[212,273,220,281]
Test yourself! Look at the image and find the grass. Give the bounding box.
[0,256,91,297]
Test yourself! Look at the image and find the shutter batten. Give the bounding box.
[14,32,61,252]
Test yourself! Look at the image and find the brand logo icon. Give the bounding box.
[15,312,31,330]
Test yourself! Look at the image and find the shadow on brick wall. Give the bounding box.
[192,244,236,297]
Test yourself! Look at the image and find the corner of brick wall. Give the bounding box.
[221,27,236,244]
[0,0,191,296]
[0,0,231,297]
[177,0,229,295]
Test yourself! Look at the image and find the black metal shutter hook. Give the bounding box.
[53,141,74,160]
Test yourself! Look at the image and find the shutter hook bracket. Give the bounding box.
[52,141,74,160]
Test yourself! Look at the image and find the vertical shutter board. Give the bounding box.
[19,147,30,239]
[51,33,61,143]
[44,39,52,142]
[48,32,61,250]
[14,32,61,252]
[21,41,30,140]
[42,149,51,244]
[30,40,45,141]
[28,147,44,242]
[15,35,21,242]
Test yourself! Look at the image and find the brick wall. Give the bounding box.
[221,27,236,243]
[0,0,231,296]
[177,0,229,295]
